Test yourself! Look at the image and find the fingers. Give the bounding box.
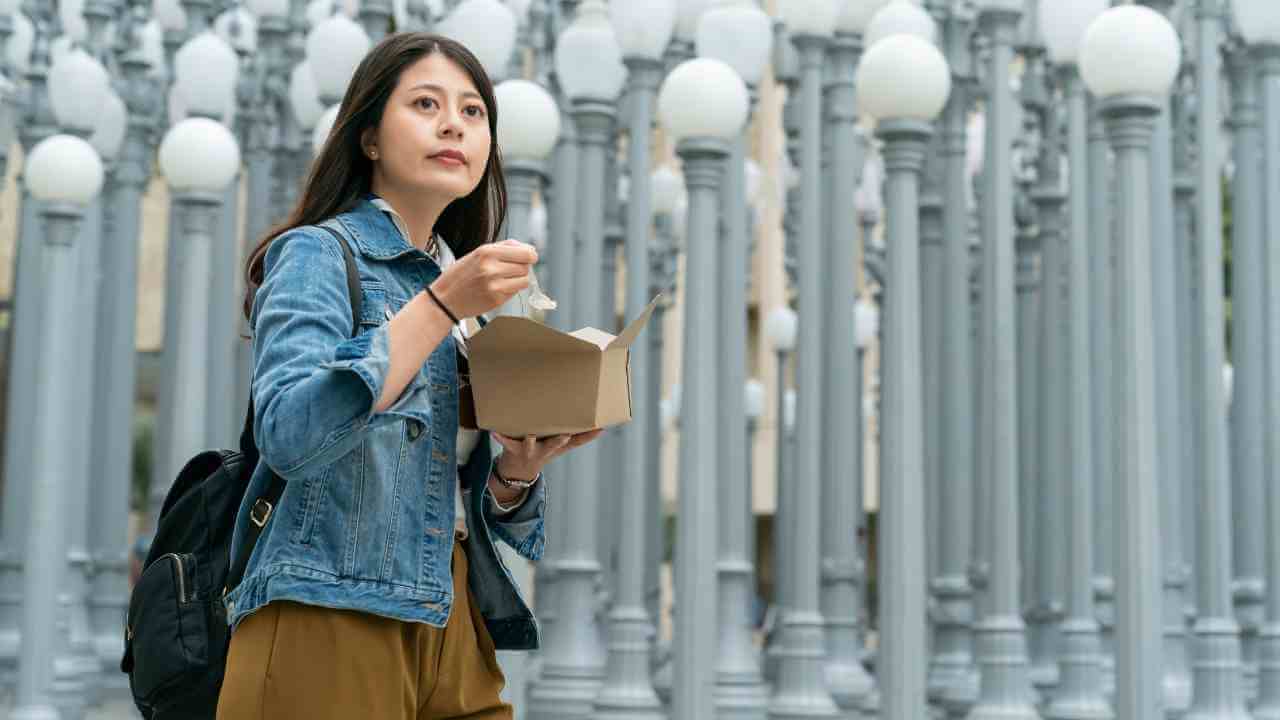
[484,240,539,265]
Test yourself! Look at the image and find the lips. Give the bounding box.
[430,149,467,165]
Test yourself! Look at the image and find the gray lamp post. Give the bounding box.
[358,0,392,41]
[0,11,57,692]
[763,303,798,685]
[592,0,673,715]
[657,55,749,720]
[1085,66,1117,704]
[1039,2,1113,717]
[967,0,1038,717]
[923,2,980,713]
[859,30,952,720]
[770,1,841,715]
[1080,6,1182,720]
[528,4,625,716]
[694,2,772,716]
[10,133,104,720]
[88,12,158,697]
[1232,0,1280,717]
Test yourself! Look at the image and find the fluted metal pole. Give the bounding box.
[0,18,58,692]
[1100,91,1166,720]
[967,3,1038,718]
[878,116,934,720]
[594,54,663,720]
[768,29,839,720]
[1183,1,1250,716]
[1043,63,1111,720]
[1244,28,1280,717]
[88,41,156,700]
[930,10,980,716]
[819,28,873,716]
[11,201,88,720]
[358,0,391,41]
[1256,27,1280,720]
[670,135,728,720]
[1086,91,1117,700]
[528,97,613,720]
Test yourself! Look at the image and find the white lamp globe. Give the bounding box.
[159,118,241,192]
[247,0,291,18]
[90,91,128,161]
[141,20,168,77]
[744,379,766,419]
[6,12,33,75]
[25,134,104,204]
[1039,0,1107,65]
[864,0,936,47]
[777,0,840,38]
[175,32,240,118]
[154,0,187,32]
[838,0,893,34]
[291,61,326,129]
[696,0,773,86]
[672,190,689,239]
[1080,5,1180,99]
[215,6,260,55]
[307,13,371,102]
[658,58,749,141]
[855,33,951,120]
[438,0,517,80]
[674,0,715,41]
[651,165,684,215]
[854,299,879,348]
[495,79,561,161]
[1232,0,1280,46]
[611,0,677,60]
[555,0,627,102]
[47,48,111,133]
[312,104,341,154]
[306,0,334,28]
[765,305,798,352]
[783,388,797,432]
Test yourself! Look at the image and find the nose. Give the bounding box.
[438,108,464,140]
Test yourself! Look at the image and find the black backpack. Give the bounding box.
[120,226,362,719]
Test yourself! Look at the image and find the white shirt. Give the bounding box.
[370,199,527,538]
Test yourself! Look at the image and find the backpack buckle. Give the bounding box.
[250,499,274,527]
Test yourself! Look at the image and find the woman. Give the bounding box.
[217,33,599,720]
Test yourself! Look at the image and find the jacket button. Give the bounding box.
[408,422,423,440]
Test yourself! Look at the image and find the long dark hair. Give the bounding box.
[243,32,508,320]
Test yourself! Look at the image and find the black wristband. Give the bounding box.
[425,285,461,326]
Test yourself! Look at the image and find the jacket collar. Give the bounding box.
[332,196,423,262]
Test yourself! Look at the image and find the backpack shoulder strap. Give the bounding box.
[227,222,364,595]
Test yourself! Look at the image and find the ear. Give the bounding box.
[360,127,378,159]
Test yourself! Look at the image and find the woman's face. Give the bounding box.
[365,52,492,202]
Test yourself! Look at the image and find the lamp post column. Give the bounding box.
[1182,0,1250,717]
[819,28,874,716]
[768,29,839,720]
[931,8,980,715]
[966,3,1039,717]
[594,53,664,720]
[1043,61,1112,720]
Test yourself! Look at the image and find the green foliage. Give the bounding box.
[132,410,155,513]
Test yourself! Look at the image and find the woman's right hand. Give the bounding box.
[429,239,538,319]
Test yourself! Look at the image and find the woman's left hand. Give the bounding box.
[491,430,604,481]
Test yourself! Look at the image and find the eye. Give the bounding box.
[464,104,486,118]
[415,96,438,111]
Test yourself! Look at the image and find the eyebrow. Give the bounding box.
[406,82,483,103]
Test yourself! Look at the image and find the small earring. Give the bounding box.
[369,150,378,159]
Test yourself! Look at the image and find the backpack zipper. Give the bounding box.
[159,553,188,603]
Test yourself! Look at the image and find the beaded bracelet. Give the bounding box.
[493,463,540,490]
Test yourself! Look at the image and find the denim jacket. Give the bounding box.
[222,198,546,650]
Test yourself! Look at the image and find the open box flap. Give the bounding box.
[608,295,662,350]
[469,315,601,354]
[568,327,616,349]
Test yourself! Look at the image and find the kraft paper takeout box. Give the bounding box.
[462,296,661,438]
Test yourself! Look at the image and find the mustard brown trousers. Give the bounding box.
[215,543,512,719]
